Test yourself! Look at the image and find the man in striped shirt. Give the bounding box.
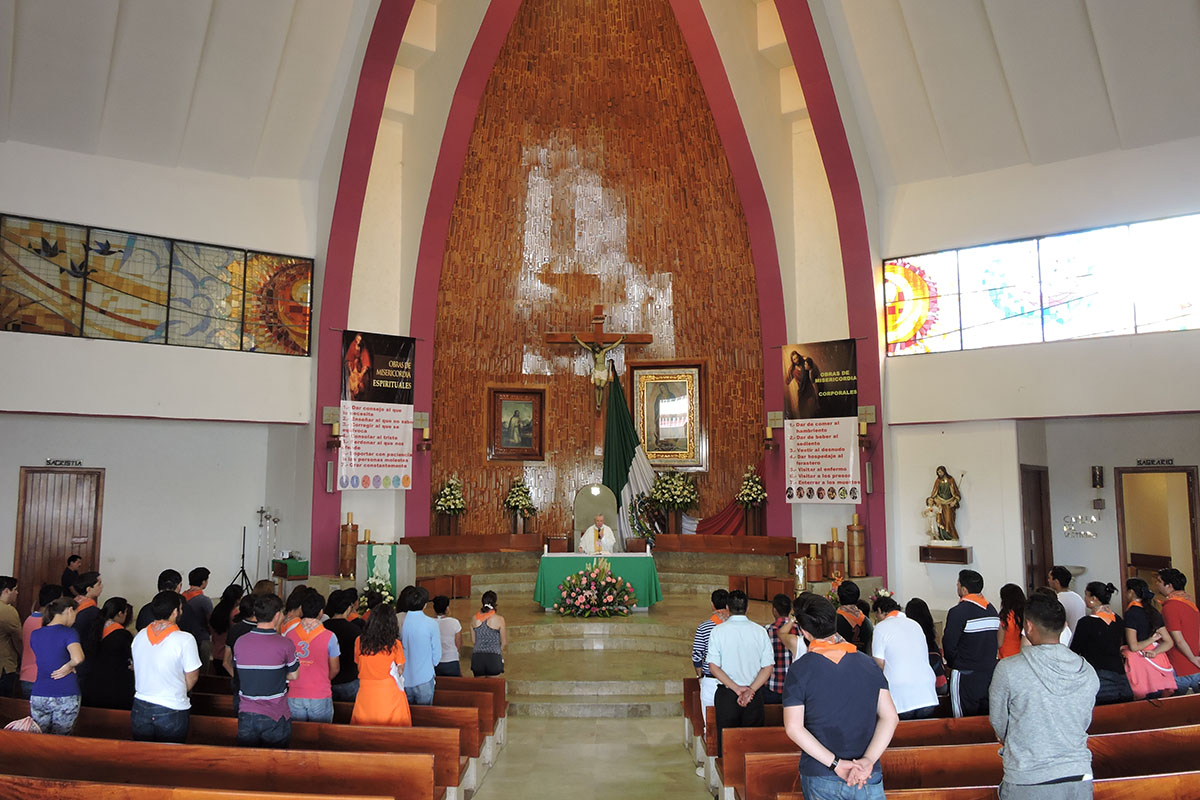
[233,593,299,748]
[692,589,730,715]
[942,569,999,718]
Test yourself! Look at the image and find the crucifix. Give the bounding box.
[546,304,653,411]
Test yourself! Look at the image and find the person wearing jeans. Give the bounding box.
[399,586,441,706]
[284,591,340,723]
[29,598,86,735]
[233,593,298,748]
[130,591,201,743]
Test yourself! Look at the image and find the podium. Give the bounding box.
[355,542,416,593]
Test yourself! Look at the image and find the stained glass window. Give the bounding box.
[884,251,960,354]
[0,216,89,336]
[1040,227,1132,342]
[1128,215,1200,333]
[82,229,171,342]
[958,240,1041,350]
[244,252,312,355]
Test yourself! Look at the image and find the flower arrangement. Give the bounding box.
[359,575,395,613]
[824,571,845,605]
[503,476,536,518]
[433,475,466,516]
[870,586,894,604]
[553,557,637,618]
[650,470,699,512]
[735,465,768,507]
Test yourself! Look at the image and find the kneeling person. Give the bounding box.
[131,591,202,743]
[234,594,299,748]
[284,590,340,722]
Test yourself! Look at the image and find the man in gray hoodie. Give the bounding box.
[989,593,1099,799]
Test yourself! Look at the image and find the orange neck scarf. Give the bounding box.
[884,610,900,620]
[710,612,727,626]
[102,621,124,639]
[961,593,988,609]
[837,606,864,626]
[281,618,301,635]
[183,588,203,601]
[294,620,326,644]
[346,609,360,621]
[475,610,496,623]
[1164,592,1199,613]
[147,622,179,645]
[1093,606,1116,625]
[808,636,858,664]
[1128,599,1144,610]
[76,597,97,612]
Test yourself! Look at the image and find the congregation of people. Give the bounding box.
[0,556,509,748]
[691,563,1200,798]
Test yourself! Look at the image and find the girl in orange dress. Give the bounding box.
[350,604,411,726]
[997,583,1025,659]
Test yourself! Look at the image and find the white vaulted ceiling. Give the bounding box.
[820,0,1200,188]
[0,0,369,179]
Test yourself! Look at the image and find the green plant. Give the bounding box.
[503,476,536,518]
[433,475,466,516]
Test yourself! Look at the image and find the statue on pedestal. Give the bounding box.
[927,465,961,541]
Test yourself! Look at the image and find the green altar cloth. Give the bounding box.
[533,553,664,609]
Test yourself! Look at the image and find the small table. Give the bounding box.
[533,553,664,610]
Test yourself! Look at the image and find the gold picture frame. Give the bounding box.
[628,360,707,472]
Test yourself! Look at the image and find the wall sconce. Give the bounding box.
[763,425,777,451]
[417,426,432,451]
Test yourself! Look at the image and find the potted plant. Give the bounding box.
[735,465,768,536]
[432,475,466,536]
[650,470,699,536]
[503,476,536,535]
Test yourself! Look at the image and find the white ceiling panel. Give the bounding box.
[177,0,294,175]
[0,0,14,141]
[983,0,1119,164]
[96,0,213,165]
[8,0,119,153]
[898,0,1028,176]
[1086,0,1200,150]
[838,0,948,184]
[254,0,357,179]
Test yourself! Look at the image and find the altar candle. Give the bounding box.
[543,544,548,554]
[423,427,431,440]
[764,426,773,440]
[859,421,867,436]
[831,526,838,543]
[347,512,353,524]
[332,422,340,438]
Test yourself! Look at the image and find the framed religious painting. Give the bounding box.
[487,387,546,461]
[627,360,707,471]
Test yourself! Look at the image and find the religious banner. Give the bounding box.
[781,339,860,504]
[338,331,415,491]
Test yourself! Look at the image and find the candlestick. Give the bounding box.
[423,427,431,440]
[764,426,773,440]
[859,421,867,436]
[331,421,340,437]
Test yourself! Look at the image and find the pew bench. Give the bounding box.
[774,769,1200,798]
[435,676,508,746]
[683,677,699,748]
[0,697,469,800]
[0,729,436,800]
[0,776,392,800]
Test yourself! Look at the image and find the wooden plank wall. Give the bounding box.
[432,0,764,536]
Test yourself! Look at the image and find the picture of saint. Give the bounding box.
[343,331,371,401]
[644,379,689,452]
[501,400,534,448]
[783,350,821,419]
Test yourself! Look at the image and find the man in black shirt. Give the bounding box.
[223,594,257,713]
[324,590,362,702]
[61,555,82,598]
[136,569,205,642]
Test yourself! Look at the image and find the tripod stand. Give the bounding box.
[230,525,253,592]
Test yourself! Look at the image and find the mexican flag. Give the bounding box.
[602,369,656,549]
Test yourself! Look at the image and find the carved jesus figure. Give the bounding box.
[573,334,624,409]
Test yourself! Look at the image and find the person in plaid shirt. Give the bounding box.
[764,593,801,703]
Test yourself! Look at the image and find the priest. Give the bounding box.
[578,514,616,554]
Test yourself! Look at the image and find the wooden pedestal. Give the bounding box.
[919,545,973,565]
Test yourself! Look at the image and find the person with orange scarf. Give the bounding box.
[1153,567,1200,693]
[1070,581,1132,704]
[834,581,873,653]
[783,592,898,798]
[183,567,213,670]
[942,569,1000,718]
[89,597,135,710]
[130,591,202,742]
[71,570,103,699]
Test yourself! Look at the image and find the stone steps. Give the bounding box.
[508,678,682,697]
[507,693,683,718]
[506,635,689,656]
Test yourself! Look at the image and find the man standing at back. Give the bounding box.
[0,577,20,698]
[136,570,204,642]
[1049,566,1086,640]
[990,593,1098,798]
[400,585,441,706]
[184,567,213,669]
[942,569,1000,717]
[706,590,773,757]
[130,591,202,743]
[784,592,898,798]
[1154,567,1200,694]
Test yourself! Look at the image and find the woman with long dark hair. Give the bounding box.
[470,591,507,677]
[904,597,947,696]
[29,598,85,734]
[997,584,1026,659]
[209,584,244,675]
[1124,577,1175,698]
[350,604,411,726]
[1070,581,1132,704]
[87,597,135,709]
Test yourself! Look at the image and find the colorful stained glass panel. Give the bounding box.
[81,229,171,342]
[167,243,245,350]
[1040,227,1134,342]
[958,240,1042,350]
[884,251,960,354]
[0,215,89,336]
[243,252,312,355]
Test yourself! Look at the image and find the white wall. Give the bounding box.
[0,413,283,613]
[1044,414,1200,588]
[887,420,1025,613]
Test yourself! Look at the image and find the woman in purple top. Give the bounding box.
[29,597,86,734]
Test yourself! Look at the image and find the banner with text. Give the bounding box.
[339,331,415,491]
[781,339,860,503]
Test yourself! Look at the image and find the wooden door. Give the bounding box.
[1019,465,1053,594]
[13,467,104,616]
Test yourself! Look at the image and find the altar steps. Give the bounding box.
[657,571,728,595]
[508,693,682,718]
[470,571,538,597]
[503,650,687,718]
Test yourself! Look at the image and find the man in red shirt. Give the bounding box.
[1154,568,1200,693]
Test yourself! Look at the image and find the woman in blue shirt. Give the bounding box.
[29,597,86,734]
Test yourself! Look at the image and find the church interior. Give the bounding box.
[3,0,1200,796]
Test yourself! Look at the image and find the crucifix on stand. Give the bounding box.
[546,304,652,448]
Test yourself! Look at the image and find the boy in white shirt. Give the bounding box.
[131,591,202,743]
[433,595,463,677]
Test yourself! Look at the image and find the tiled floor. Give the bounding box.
[472,717,713,800]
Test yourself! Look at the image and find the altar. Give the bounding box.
[533,553,664,610]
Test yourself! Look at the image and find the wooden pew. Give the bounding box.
[717,692,1200,800]
[186,692,483,760]
[434,676,508,746]
[0,729,435,800]
[0,697,467,799]
[682,677,699,749]
[775,769,1200,798]
[741,723,1200,800]
[0,776,391,800]
[434,688,499,766]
